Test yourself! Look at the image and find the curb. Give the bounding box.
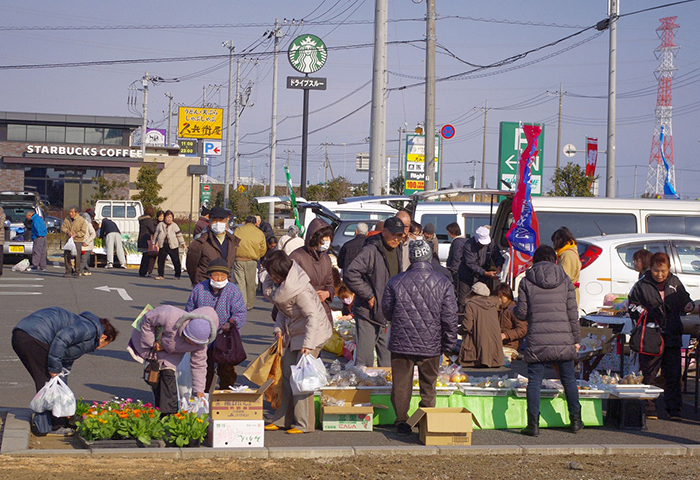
[2,411,698,459]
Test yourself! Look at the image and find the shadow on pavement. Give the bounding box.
[84,383,153,403]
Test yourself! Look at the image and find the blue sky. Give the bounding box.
[1,1,699,198]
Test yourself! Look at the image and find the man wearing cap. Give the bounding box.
[186,206,239,287]
[186,258,247,391]
[422,223,439,256]
[344,216,405,367]
[277,224,305,256]
[193,206,210,238]
[129,304,218,414]
[457,225,505,307]
[382,239,458,435]
[337,222,368,272]
[233,215,267,310]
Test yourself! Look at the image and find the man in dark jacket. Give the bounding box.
[514,245,581,436]
[186,206,239,286]
[458,225,504,305]
[344,216,405,367]
[382,239,458,434]
[193,206,210,238]
[337,222,368,271]
[446,222,466,291]
[100,217,127,268]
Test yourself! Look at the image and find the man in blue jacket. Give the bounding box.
[25,210,47,272]
[382,239,458,435]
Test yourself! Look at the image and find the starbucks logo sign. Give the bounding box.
[288,34,327,74]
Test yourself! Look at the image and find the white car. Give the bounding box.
[577,233,700,315]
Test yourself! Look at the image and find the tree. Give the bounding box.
[90,176,128,206]
[390,175,405,195]
[131,164,167,210]
[548,162,598,197]
[353,181,368,197]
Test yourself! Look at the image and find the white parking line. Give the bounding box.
[0,292,42,295]
[0,284,44,288]
[0,277,44,281]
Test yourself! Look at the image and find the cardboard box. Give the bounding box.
[580,327,614,355]
[209,420,264,448]
[407,407,480,446]
[320,389,387,432]
[210,378,273,421]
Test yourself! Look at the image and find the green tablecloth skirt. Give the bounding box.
[315,392,603,429]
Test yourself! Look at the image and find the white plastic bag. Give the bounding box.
[12,259,30,272]
[63,237,77,257]
[185,395,210,416]
[29,376,76,417]
[176,352,193,401]
[290,354,329,396]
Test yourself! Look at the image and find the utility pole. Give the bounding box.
[233,57,241,190]
[323,142,330,185]
[202,85,207,107]
[284,149,294,168]
[164,92,173,146]
[606,0,619,197]
[368,0,388,195]
[141,71,149,158]
[556,83,564,170]
[480,101,488,188]
[223,40,234,206]
[633,165,638,198]
[424,0,437,192]
[268,19,282,224]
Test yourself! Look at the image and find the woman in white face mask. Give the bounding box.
[185,258,247,391]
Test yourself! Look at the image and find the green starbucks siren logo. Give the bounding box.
[288,34,327,74]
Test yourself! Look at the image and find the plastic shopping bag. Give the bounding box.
[63,237,77,257]
[290,354,329,396]
[176,352,193,401]
[12,259,30,272]
[323,330,344,356]
[29,376,76,418]
[184,395,209,416]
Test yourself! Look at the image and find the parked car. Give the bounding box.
[0,191,42,259]
[332,219,380,254]
[576,233,700,315]
[44,215,62,234]
[94,200,143,239]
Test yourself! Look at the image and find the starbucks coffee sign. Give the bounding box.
[288,34,327,74]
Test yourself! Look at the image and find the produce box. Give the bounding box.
[320,388,387,432]
[210,378,273,421]
[209,419,264,448]
[579,327,614,355]
[407,407,480,446]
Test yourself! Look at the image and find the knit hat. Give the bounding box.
[423,223,435,235]
[206,258,230,275]
[409,239,432,263]
[471,282,490,297]
[182,318,213,345]
[209,206,228,220]
[474,226,491,245]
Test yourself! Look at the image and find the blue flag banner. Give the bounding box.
[659,127,679,199]
[507,124,541,255]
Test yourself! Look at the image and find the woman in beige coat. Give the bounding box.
[551,227,581,307]
[154,210,186,280]
[458,282,504,368]
[262,250,332,434]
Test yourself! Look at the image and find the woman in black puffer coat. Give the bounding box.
[514,245,581,437]
[628,251,694,420]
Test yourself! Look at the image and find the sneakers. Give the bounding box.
[81,271,91,276]
[396,422,412,435]
[105,263,113,269]
[119,264,127,269]
[25,266,37,272]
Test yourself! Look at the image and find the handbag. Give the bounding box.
[629,310,664,356]
[213,325,247,366]
[147,235,159,256]
[143,347,160,386]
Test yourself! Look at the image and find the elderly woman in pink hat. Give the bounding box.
[129,305,218,415]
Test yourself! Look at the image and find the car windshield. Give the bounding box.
[3,206,34,223]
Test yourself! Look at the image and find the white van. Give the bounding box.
[94,200,144,239]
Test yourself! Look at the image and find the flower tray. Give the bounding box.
[78,435,165,449]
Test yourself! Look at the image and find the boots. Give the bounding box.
[520,414,540,437]
[570,411,584,433]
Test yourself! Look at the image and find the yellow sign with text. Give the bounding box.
[177,107,224,140]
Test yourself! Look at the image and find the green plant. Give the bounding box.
[90,176,128,207]
[132,163,167,210]
[548,162,598,197]
[76,398,163,444]
[162,411,209,447]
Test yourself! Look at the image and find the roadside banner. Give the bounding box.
[507,124,541,278]
[284,166,304,236]
[659,127,679,199]
[585,137,598,177]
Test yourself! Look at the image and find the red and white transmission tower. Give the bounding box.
[645,17,680,198]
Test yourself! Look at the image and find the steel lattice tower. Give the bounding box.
[645,17,680,198]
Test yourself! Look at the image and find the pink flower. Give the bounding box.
[126,398,133,402]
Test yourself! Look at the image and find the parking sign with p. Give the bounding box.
[204,141,222,156]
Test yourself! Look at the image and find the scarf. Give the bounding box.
[556,240,577,257]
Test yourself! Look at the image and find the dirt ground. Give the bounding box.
[0,454,699,479]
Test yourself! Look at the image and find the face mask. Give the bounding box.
[210,279,228,289]
[210,222,226,235]
[342,297,353,305]
[318,240,331,252]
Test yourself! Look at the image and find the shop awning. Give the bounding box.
[2,156,163,169]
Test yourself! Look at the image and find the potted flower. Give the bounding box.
[162,411,209,447]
